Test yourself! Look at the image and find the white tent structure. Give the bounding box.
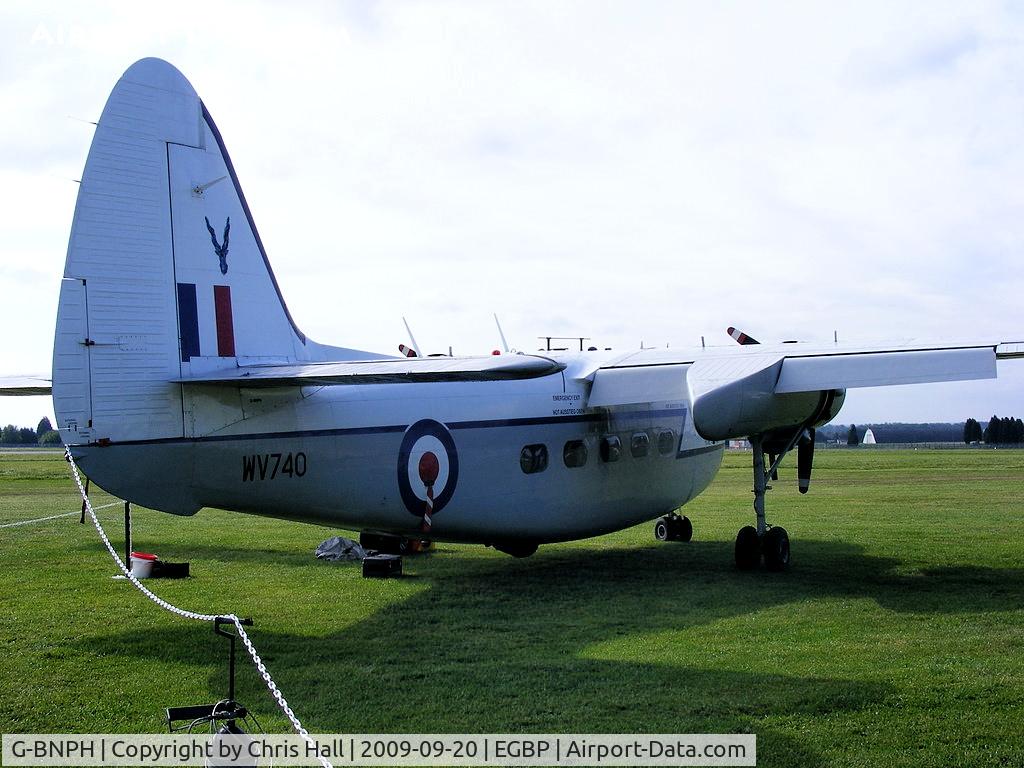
[863,428,877,445]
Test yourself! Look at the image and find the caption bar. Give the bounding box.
[3,734,755,766]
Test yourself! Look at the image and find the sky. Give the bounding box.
[1,0,1022,430]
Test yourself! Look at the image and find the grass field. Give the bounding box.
[1,449,1023,767]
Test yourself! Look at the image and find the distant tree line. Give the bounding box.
[0,417,62,446]
[819,418,1023,445]
[975,415,1024,444]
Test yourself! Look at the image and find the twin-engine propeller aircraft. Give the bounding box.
[5,59,1021,570]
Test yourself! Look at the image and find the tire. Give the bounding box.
[762,526,790,571]
[654,517,671,542]
[735,525,761,570]
[674,515,693,543]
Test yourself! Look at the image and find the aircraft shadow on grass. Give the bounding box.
[74,538,1024,768]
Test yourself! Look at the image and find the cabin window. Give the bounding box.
[630,432,650,458]
[520,444,548,474]
[657,429,676,456]
[563,440,588,468]
[600,435,621,463]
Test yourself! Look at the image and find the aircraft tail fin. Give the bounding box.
[52,58,379,446]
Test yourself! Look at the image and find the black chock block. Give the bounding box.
[151,560,190,579]
[362,554,402,578]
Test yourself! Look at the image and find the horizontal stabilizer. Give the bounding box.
[174,354,564,388]
[0,376,53,396]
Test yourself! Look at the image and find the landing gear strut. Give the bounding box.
[654,512,692,542]
[734,434,793,571]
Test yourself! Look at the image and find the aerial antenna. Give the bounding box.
[66,114,98,126]
[402,317,422,358]
[494,314,510,354]
[192,175,229,197]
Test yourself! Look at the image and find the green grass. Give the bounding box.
[1,449,1023,767]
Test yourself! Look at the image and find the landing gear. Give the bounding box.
[734,524,790,570]
[654,513,692,542]
[734,433,798,571]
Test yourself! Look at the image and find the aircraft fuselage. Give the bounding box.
[72,362,723,546]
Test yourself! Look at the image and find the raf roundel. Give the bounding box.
[397,419,459,532]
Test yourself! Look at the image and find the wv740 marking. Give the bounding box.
[242,452,307,481]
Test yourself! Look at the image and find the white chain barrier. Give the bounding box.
[0,502,119,529]
[64,448,333,768]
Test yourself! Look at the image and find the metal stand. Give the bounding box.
[215,616,254,701]
[124,502,132,564]
[79,477,90,524]
[165,617,255,732]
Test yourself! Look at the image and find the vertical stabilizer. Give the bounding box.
[52,58,378,446]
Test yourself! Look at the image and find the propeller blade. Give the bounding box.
[727,326,760,345]
[797,429,815,493]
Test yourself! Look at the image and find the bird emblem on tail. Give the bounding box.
[205,216,230,274]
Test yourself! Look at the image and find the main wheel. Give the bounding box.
[654,517,672,541]
[673,515,693,543]
[762,526,790,571]
[735,525,761,570]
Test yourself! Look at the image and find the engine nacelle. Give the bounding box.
[691,358,845,441]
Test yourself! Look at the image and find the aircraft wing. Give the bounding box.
[586,340,1022,441]
[0,376,53,396]
[174,354,565,387]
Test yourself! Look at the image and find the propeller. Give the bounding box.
[797,428,815,494]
